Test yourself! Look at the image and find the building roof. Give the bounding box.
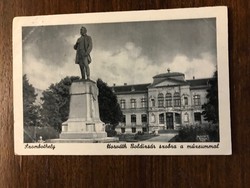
[112,78,214,94]
[148,77,188,88]
[153,72,184,78]
[112,83,150,94]
[187,78,210,87]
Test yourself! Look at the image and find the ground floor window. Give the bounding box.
[141,114,147,123]
[194,112,201,122]
[175,113,181,124]
[122,115,126,123]
[131,114,136,123]
[159,113,164,124]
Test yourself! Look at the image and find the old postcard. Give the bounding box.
[13,6,231,155]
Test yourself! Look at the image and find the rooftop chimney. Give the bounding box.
[193,76,195,80]
[124,83,127,85]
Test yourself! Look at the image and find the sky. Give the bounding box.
[22,18,217,90]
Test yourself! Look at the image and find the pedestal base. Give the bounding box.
[60,119,107,139]
[60,132,107,139]
[58,80,109,141]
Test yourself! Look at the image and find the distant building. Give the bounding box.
[112,69,212,132]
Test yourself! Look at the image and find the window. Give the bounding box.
[194,112,201,122]
[151,99,155,107]
[159,113,164,124]
[131,114,136,123]
[120,99,126,109]
[175,113,181,124]
[184,97,188,105]
[141,114,147,123]
[174,92,181,107]
[158,93,164,107]
[141,97,147,108]
[193,95,201,106]
[122,115,126,123]
[131,99,136,108]
[165,93,172,107]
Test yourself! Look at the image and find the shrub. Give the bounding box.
[105,123,117,137]
[175,124,219,142]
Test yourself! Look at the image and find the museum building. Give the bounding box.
[112,69,212,132]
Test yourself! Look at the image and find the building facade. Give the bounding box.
[112,70,212,132]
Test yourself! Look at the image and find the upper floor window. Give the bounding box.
[165,93,172,107]
[174,92,181,107]
[151,99,155,107]
[141,97,147,108]
[131,99,136,108]
[193,95,201,106]
[158,93,164,107]
[184,97,188,105]
[120,99,126,109]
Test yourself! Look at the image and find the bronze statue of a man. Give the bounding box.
[74,27,93,80]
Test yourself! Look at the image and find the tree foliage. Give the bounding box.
[97,79,123,129]
[41,76,80,132]
[23,74,40,126]
[202,71,219,123]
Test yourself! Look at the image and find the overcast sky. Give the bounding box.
[23,18,217,90]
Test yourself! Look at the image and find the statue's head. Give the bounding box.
[80,27,87,35]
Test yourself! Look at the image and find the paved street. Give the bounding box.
[141,133,177,142]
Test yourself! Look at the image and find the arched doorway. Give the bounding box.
[166,112,174,129]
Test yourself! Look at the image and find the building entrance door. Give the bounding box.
[166,112,174,129]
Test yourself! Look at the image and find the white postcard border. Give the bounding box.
[13,6,231,155]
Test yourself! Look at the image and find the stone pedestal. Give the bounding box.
[59,80,107,139]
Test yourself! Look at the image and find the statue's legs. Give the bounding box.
[79,57,90,80]
[83,57,90,79]
[79,63,86,79]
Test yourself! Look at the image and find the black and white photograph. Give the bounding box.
[13,7,231,155]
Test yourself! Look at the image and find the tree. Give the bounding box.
[23,74,40,126]
[202,71,219,123]
[41,76,80,132]
[97,79,123,130]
